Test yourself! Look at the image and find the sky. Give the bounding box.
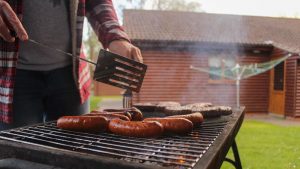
[198,0,300,18]
[112,0,300,20]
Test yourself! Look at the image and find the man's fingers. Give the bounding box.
[0,16,15,42]
[0,1,28,40]
[108,40,143,63]
[132,47,143,63]
[137,48,143,63]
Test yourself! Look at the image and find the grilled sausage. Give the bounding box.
[168,112,204,125]
[143,117,193,134]
[129,107,143,121]
[84,113,130,121]
[57,116,108,132]
[103,107,143,121]
[90,110,132,120]
[108,119,164,138]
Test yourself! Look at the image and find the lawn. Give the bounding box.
[221,120,300,169]
[90,95,121,110]
[90,96,102,110]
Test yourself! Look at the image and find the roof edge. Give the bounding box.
[132,39,272,52]
[132,39,300,55]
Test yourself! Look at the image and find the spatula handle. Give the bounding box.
[28,39,97,65]
[123,90,132,108]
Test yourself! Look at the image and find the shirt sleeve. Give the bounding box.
[86,0,131,49]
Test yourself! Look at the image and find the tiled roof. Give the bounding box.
[123,10,300,53]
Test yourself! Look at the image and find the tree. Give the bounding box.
[83,21,102,63]
[126,0,203,12]
[151,0,203,11]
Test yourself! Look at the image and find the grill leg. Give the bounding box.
[224,139,242,169]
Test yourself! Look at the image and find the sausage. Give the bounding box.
[108,119,164,138]
[103,107,143,121]
[108,112,132,120]
[129,107,143,121]
[144,118,193,134]
[57,116,108,133]
[92,110,132,120]
[84,113,130,121]
[168,112,204,125]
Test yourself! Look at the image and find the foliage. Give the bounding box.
[83,22,102,62]
[90,96,122,110]
[90,96,102,111]
[150,0,203,11]
[125,0,203,12]
[221,120,300,169]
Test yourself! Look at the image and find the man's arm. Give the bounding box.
[85,0,129,49]
[86,0,143,62]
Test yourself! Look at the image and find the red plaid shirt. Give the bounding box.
[0,0,130,123]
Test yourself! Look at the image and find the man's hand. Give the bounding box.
[0,0,28,42]
[108,40,143,63]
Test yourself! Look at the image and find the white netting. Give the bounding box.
[190,54,292,107]
[190,54,292,80]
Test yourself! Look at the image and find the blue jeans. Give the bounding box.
[0,66,89,130]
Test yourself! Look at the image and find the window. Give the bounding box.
[208,53,236,82]
[208,56,222,80]
[273,62,284,91]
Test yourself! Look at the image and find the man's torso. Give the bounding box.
[18,0,72,71]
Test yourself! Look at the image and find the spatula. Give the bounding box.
[28,39,147,93]
[94,49,147,92]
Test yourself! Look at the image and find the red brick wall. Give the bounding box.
[93,82,123,96]
[134,50,270,113]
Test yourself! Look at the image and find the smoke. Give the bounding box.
[183,50,236,106]
[125,9,282,109]
[181,14,248,107]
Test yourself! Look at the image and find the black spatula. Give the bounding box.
[93,50,147,92]
[28,39,147,93]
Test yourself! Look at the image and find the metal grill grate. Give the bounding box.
[0,119,228,169]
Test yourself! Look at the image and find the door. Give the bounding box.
[269,61,285,115]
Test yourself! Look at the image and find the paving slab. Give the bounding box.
[98,98,123,109]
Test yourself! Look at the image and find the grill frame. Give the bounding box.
[0,107,244,169]
[194,107,245,169]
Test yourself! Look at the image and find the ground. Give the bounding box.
[221,118,300,169]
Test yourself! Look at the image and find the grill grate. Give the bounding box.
[0,119,228,169]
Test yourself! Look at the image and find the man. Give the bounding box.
[0,0,143,130]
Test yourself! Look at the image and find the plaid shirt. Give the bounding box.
[0,0,130,123]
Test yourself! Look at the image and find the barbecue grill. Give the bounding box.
[0,107,244,169]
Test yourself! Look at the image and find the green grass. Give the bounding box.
[90,96,122,110]
[90,96,102,111]
[221,120,300,169]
